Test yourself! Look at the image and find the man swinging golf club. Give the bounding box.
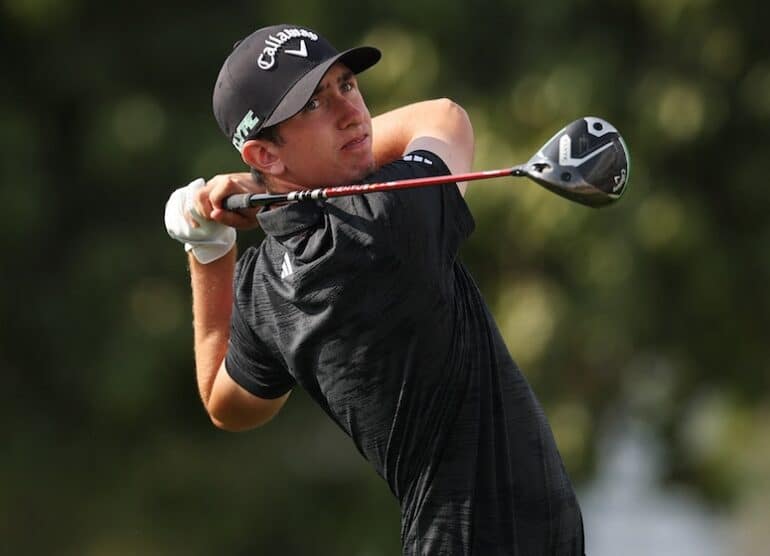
[165,24,585,555]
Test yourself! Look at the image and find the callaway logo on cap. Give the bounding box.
[212,24,381,151]
[257,27,319,70]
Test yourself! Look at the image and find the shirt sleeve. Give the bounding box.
[225,253,296,399]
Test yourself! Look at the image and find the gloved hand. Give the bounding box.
[164,178,237,264]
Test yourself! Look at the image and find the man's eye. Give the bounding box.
[341,82,354,92]
[304,98,320,111]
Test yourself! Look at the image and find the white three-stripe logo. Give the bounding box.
[280,252,294,279]
[284,40,308,58]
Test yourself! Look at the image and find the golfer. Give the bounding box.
[165,24,585,555]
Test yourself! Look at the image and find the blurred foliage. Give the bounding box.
[2,0,769,553]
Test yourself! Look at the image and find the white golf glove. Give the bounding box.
[164,178,236,264]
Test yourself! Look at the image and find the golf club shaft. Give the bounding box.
[222,167,522,210]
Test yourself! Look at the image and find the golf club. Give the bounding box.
[222,116,630,210]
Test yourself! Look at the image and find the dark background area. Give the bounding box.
[2,0,768,553]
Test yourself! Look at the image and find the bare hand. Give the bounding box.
[190,172,265,231]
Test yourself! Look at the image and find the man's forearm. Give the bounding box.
[371,99,468,167]
[190,246,236,406]
[371,102,425,167]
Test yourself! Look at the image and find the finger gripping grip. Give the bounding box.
[222,194,252,211]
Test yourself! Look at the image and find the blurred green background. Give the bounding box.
[2,0,769,554]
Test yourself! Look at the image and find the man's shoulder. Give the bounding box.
[325,149,451,228]
[368,149,450,182]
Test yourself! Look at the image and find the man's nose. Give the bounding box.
[335,96,362,129]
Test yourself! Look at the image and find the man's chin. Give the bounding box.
[338,161,376,186]
[361,160,377,179]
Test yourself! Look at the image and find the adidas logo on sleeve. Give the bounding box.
[402,154,433,165]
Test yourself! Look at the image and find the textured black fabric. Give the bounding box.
[226,150,584,555]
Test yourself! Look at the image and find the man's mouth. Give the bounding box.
[342,134,369,150]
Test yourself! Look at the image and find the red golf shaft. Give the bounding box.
[321,167,515,198]
[223,167,517,209]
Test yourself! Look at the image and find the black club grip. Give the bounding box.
[222,193,253,211]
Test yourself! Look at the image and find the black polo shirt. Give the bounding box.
[226,150,584,555]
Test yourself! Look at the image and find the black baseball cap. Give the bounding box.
[213,24,381,151]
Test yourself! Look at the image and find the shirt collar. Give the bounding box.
[256,199,324,238]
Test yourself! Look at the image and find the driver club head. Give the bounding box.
[514,117,630,208]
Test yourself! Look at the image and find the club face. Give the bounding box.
[520,117,630,207]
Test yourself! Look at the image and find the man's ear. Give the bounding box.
[241,139,284,176]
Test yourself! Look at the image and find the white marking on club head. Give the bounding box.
[584,117,618,137]
[558,135,614,167]
[612,168,627,193]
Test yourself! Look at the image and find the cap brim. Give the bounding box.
[262,46,381,129]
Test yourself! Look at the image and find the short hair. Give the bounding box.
[251,124,283,145]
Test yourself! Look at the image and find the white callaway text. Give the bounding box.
[258,28,319,70]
